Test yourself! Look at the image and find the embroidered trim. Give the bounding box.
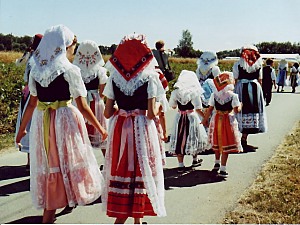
[110,52,153,81]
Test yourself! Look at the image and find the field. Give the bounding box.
[0,51,299,223]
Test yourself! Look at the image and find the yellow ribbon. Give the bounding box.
[37,100,71,156]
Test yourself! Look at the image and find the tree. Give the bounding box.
[175,30,195,58]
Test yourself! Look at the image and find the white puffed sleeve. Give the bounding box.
[258,68,262,79]
[212,66,221,77]
[103,76,115,100]
[208,93,215,107]
[232,62,239,79]
[28,74,37,96]
[147,73,165,99]
[98,67,108,84]
[63,65,87,98]
[191,93,203,109]
[168,90,178,108]
[231,93,241,108]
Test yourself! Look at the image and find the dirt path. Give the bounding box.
[1,87,300,224]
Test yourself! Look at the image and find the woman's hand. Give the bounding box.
[16,129,27,146]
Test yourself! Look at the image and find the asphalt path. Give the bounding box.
[1,87,300,224]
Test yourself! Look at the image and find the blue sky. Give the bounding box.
[1,0,299,52]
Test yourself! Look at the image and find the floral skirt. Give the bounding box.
[29,105,103,210]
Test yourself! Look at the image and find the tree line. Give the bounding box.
[1,30,300,59]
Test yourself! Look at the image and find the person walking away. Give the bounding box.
[290,62,299,93]
[102,33,166,224]
[73,40,108,159]
[168,70,208,173]
[15,34,43,171]
[276,58,288,92]
[202,72,242,178]
[152,40,174,82]
[232,45,267,152]
[262,58,276,106]
[15,24,107,224]
[195,51,220,108]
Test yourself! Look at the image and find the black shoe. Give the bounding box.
[177,166,186,173]
[192,159,203,167]
[219,171,228,178]
[277,89,279,93]
[60,205,77,214]
[213,163,220,171]
[265,103,269,106]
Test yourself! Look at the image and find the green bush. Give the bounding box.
[0,63,24,134]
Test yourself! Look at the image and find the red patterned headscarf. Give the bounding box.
[213,72,234,92]
[240,48,261,66]
[109,34,153,81]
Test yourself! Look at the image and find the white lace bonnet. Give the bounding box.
[278,58,288,69]
[174,70,204,104]
[196,51,218,75]
[30,24,77,87]
[73,40,105,82]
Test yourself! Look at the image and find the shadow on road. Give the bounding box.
[6,215,43,224]
[0,178,30,196]
[0,165,29,181]
[164,168,224,190]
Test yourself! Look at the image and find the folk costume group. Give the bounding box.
[15,24,273,224]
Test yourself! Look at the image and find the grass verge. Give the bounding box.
[223,121,300,224]
[0,133,15,152]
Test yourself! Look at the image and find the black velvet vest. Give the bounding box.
[238,65,260,80]
[177,101,194,111]
[85,76,99,90]
[214,99,233,111]
[35,74,71,102]
[112,81,148,110]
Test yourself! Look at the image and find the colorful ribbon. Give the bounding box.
[117,109,146,171]
[37,100,71,157]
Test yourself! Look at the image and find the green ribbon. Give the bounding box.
[37,100,71,156]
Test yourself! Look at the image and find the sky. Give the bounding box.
[1,0,299,52]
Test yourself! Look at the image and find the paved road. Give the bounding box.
[1,87,300,224]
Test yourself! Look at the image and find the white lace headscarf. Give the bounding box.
[238,45,263,73]
[196,51,218,76]
[30,24,77,87]
[174,70,204,105]
[73,40,105,83]
[278,58,288,70]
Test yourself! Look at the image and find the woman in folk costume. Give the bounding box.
[276,58,288,92]
[289,62,299,93]
[15,25,107,224]
[102,33,166,224]
[169,70,208,173]
[202,72,242,178]
[233,45,267,152]
[15,34,43,170]
[73,40,108,156]
[195,51,220,108]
